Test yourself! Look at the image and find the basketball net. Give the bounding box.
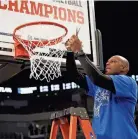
[13,22,68,82]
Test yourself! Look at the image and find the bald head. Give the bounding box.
[113,55,129,73]
[105,55,129,75]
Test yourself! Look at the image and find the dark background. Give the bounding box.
[95,1,138,75]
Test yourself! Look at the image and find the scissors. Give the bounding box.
[76,27,81,36]
[64,27,81,46]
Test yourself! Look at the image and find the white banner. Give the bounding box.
[0,0,95,54]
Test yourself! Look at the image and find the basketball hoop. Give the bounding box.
[13,21,68,82]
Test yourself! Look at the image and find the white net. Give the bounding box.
[14,23,67,82]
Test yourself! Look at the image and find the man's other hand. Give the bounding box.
[65,35,82,53]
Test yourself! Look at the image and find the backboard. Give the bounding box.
[0,0,103,83]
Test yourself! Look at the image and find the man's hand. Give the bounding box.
[65,35,82,53]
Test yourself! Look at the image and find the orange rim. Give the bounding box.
[13,21,68,47]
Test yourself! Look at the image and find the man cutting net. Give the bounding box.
[65,34,138,139]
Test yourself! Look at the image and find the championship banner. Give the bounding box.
[0,0,95,54]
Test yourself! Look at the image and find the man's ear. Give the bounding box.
[120,65,128,72]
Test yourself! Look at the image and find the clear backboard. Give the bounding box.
[0,0,103,83]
